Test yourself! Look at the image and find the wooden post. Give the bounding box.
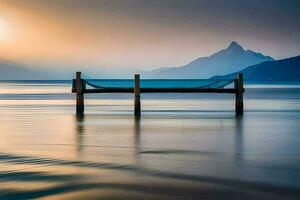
[134,74,141,117]
[235,73,244,116]
[76,72,85,115]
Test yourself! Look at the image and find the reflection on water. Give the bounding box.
[75,115,85,157]
[134,116,141,162]
[234,116,244,164]
[0,82,300,199]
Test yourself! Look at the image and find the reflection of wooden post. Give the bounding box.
[76,72,85,115]
[134,74,141,117]
[235,73,244,116]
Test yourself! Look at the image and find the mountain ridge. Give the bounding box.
[144,41,274,79]
[214,55,300,82]
[0,60,58,80]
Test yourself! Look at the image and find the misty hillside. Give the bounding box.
[0,60,76,80]
[144,41,274,79]
[0,60,46,80]
[215,55,300,82]
[0,60,137,80]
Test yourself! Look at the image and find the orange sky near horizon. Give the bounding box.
[0,0,217,70]
[0,0,299,70]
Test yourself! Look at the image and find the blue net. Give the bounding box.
[82,79,235,89]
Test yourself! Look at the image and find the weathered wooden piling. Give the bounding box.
[235,73,244,116]
[134,74,141,117]
[76,72,85,115]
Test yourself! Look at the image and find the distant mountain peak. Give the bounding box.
[227,41,244,51]
[144,41,274,79]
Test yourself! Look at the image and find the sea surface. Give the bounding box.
[0,81,300,199]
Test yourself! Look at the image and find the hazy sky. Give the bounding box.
[0,0,300,71]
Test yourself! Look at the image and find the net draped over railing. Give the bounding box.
[82,79,235,89]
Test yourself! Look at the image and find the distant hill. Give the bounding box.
[214,55,300,82]
[0,60,139,80]
[0,60,44,80]
[144,41,274,79]
[0,60,73,80]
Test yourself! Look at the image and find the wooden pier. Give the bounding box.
[72,72,244,116]
[75,72,85,115]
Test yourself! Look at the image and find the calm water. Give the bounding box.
[0,82,300,199]
[81,78,234,89]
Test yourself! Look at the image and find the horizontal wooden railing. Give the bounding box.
[80,88,238,94]
[72,72,244,117]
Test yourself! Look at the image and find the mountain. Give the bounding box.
[215,55,300,82]
[144,41,274,79]
[0,60,61,80]
[0,60,138,80]
[0,60,40,80]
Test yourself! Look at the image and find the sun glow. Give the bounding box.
[0,18,8,41]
